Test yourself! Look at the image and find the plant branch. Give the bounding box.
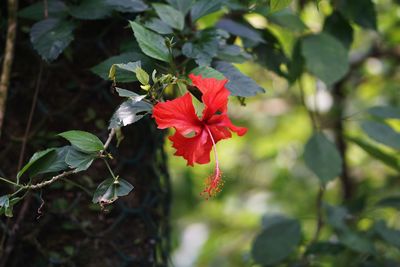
[103,128,115,150]
[16,62,44,181]
[311,185,325,243]
[0,0,18,137]
[26,170,75,190]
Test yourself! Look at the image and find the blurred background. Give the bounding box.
[1,0,400,266]
[169,1,400,266]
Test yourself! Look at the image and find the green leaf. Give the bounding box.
[109,61,141,81]
[166,0,194,15]
[190,66,225,79]
[346,136,400,171]
[269,0,292,12]
[376,196,400,210]
[268,10,308,32]
[252,217,301,266]
[0,196,21,218]
[182,29,219,66]
[69,0,113,20]
[0,196,10,209]
[129,21,170,62]
[361,121,400,150]
[65,148,96,172]
[305,242,344,256]
[216,19,265,44]
[30,18,75,62]
[0,195,12,217]
[19,0,68,20]
[261,214,289,228]
[17,148,55,179]
[323,11,354,49]
[337,0,377,30]
[304,132,342,184]
[221,44,252,61]
[301,33,349,86]
[28,146,72,177]
[92,178,134,205]
[109,99,153,129]
[367,106,400,119]
[144,18,173,35]
[339,229,375,253]
[325,204,348,230]
[115,88,146,101]
[217,44,251,64]
[254,29,288,77]
[375,220,400,248]
[190,0,224,22]
[135,67,149,85]
[104,0,148,13]
[58,130,104,153]
[214,61,265,97]
[153,3,184,30]
[91,52,150,82]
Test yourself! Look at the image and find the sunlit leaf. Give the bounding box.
[109,99,153,129]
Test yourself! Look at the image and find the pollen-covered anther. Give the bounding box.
[201,170,224,199]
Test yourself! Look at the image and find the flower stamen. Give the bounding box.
[202,125,224,199]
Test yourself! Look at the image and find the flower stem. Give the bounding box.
[103,159,117,180]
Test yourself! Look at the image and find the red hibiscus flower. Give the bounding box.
[152,74,247,198]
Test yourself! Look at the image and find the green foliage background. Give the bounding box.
[1,0,400,266]
[167,1,400,266]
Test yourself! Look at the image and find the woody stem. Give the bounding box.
[204,125,219,174]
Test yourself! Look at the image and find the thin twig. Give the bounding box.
[0,0,18,137]
[311,186,325,243]
[0,177,21,188]
[16,62,44,180]
[26,170,75,190]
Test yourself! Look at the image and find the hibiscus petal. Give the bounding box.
[207,114,247,142]
[152,93,202,135]
[189,74,230,120]
[169,130,213,166]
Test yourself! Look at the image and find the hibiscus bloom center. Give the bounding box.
[152,74,247,198]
